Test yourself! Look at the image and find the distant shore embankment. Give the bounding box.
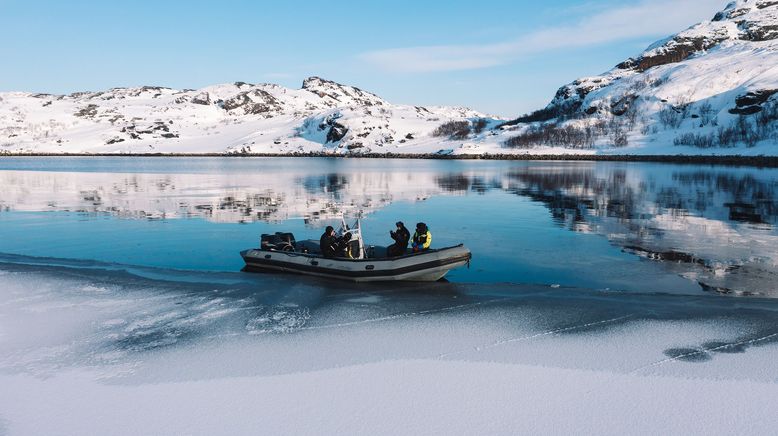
[1,152,778,167]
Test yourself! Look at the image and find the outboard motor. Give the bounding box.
[260,232,296,251]
[275,232,296,251]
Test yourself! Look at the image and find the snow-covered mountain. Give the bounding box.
[0,76,489,155]
[499,0,778,155]
[1,0,777,156]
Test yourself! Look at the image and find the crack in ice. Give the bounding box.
[630,331,778,373]
[437,314,635,359]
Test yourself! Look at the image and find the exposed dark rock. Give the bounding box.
[244,103,274,115]
[405,133,414,140]
[160,133,179,139]
[739,21,778,41]
[736,89,777,106]
[106,137,125,145]
[346,143,364,150]
[222,93,251,111]
[610,94,638,116]
[729,105,763,115]
[757,1,778,9]
[74,104,98,118]
[616,58,637,69]
[138,86,170,95]
[729,89,778,114]
[107,114,123,124]
[191,92,211,105]
[326,122,348,143]
[69,91,98,99]
[152,122,169,132]
[569,79,602,99]
[635,35,724,71]
[727,8,750,19]
[302,76,383,107]
[222,90,281,115]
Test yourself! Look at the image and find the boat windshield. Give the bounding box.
[337,217,366,259]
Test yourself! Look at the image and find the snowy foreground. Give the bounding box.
[2,263,777,435]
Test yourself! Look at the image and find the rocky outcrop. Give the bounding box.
[74,104,98,118]
[222,89,281,115]
[610,94,638,116]
[191,92,211,105]
[739,21,778,41]
[632,33,728,71]
[323,119,348,143]
[302,76,385,107]
[729,89,778,114]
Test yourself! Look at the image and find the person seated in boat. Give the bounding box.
[387,221,410,257]
[320,226,339,258]
[337,232,354,258]
[412,222,432,252]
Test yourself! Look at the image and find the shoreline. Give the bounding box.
[1,152,778,167]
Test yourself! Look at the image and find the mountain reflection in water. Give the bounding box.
[502,165,777,295]
[0,158,775,296]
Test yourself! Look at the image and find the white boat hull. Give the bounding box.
[241,245,471,282]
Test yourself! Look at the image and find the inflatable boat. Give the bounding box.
[240,219,471,282]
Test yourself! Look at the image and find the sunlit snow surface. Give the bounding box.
[1,157,778,434]
[1,263,778,435]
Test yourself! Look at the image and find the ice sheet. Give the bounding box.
[1,264,777,435]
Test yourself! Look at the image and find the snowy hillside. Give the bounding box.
[498,0,778,155]
[0,77,489,155]
[2,0,777,156]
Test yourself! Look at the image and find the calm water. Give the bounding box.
[1,157,776,297]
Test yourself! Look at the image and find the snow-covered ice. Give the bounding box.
[1,262,777,435]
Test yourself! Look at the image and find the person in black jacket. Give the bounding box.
[320,226,339,258]
[387,221,410,257]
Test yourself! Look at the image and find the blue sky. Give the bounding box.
[1,0,724,116]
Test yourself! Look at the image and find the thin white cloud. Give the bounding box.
[360,0,726,73]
